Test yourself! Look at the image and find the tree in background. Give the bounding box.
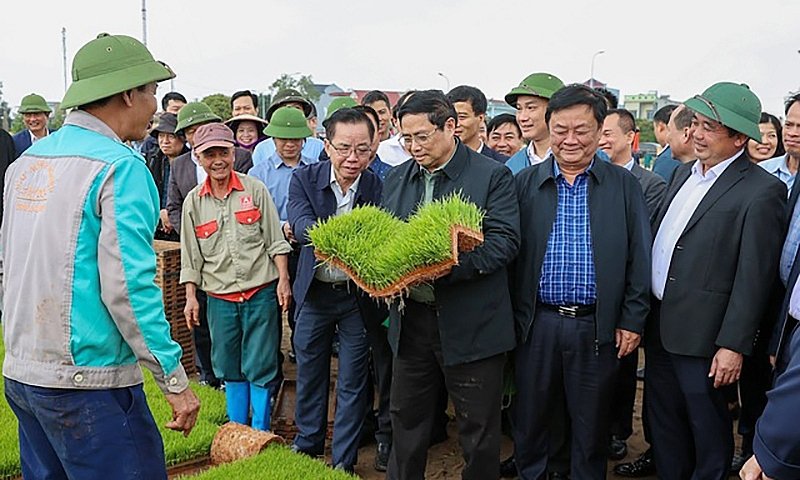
[0,82,11,131]
[202,93,232,121]
[269,73,320,103]
[9,113,24,134]
[635,118,655,143]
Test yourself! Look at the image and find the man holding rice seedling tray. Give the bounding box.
[377,90,520,480]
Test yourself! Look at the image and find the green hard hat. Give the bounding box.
[263,106,312,139]
[61,33,175,110]
[265,88,313,120]
[175,102,222,134]
[684,82,762,142]
[505,72,564,107]
[18,94,52,114]
[326,97,358,119]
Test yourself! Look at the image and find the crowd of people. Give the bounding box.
[3,32,800,480]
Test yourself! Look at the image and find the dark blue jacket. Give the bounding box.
[288,161,382,313]
[479,143,509,163]
[754,322,800,478]
[512,157,652,344]
[651,146,681,182]
[12,130,32,159]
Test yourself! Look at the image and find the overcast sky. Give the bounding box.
[2,0,799,117]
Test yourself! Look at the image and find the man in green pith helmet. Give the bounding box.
[252,88,325,166]
[12,93,52,158]
[647,82,787,480]
[1,33,200,480]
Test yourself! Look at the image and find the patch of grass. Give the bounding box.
[0,331,227,479]
[309,192,484,290]
[182,445,356,480]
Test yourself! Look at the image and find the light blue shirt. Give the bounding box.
[252,137,325,167]
[248,152,318,223]
[759,154,795,195]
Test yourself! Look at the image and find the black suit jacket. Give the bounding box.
[653,154,787,357]
[512,157,652,345]
[630,163,667,219]
[772,184,800,371]
[166,147,253,233]
[479,143,509,163]
[381,140,520,366]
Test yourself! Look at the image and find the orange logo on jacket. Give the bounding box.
[14,161,56,212]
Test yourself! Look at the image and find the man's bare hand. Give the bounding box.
[277,277,292,313]
[184,294,200,331]
[282,222,296,244]
[160,209,173,233]
[740,454,774,480]
[709,347,743,388]
[165,387,200,437]
[615,329,641,358]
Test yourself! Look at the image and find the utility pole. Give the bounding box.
[141,0,147,46]
[62,27,68,93]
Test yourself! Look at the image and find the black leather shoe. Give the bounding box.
[614,448,655,477]
[333,463,355,474]
[374,442,390,472]
[730,452,747,474]
[548,472,570,480]
[500,455,517,478]
[609,435,628,460]
[290,443,324,459]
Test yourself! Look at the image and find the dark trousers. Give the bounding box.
[5,378,167,480]
[293,280,369,467]
[362,299,393,444]
[513,309,619,480]
[737,328,772,456]
[610,347,638,440]
[193,289,219,385]
[387,300,504,480]
[271,248,301,392]
[645,303,733,480]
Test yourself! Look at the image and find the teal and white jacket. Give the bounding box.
[1,110,188,394]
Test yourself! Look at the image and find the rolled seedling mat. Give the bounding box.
[210,422,284,465]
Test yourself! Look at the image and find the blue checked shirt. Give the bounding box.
[780,199,800,285]
[538,161,597,305]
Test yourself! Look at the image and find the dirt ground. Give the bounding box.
[276,322,659,480]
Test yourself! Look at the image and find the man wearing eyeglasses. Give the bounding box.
[646,82,786,480]
[381,90,520,480]
[287,107,382,474]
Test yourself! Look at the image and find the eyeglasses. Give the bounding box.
[329,143,372,158]
[402,127,439,147]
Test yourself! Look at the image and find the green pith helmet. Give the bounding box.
[265,88,313,120]
[18,94,52,114]
[175,102,222,134]
[683,82,762,142]
[326,97,358,119]
[504,72,564,107]
[263,106,312,139]
[61,33,175,110]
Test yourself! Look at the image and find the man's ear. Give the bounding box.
[121,89,135,108]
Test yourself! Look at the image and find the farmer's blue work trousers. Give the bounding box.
[4,377,167,480]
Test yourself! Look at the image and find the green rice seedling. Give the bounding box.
[306,193,484,292]
[182,445,356,479]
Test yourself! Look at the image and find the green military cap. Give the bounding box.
[684,82,762,142]
[325,97,358,119]
[265,88,313,121]
[175,102,222,134]
[18,94,52,114]
[263,106,312,139]
[61,33,175,110]
[505,72,565,107]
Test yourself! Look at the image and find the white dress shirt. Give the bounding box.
[526,142,552,166]
[315,163,361,283]
[651,151,741,299]
[377,134,411,167]
[789,272,800,319]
